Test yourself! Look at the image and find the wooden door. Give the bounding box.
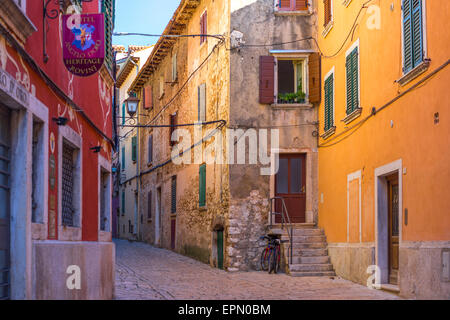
[217,230,224,270]
[275,154,306,223]
[387,174,399,285]
[0,105,11,300]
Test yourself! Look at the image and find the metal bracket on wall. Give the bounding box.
[43,0,93,63]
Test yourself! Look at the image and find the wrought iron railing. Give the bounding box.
[269,197,293,265]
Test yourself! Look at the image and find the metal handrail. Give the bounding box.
[269,197,293,265]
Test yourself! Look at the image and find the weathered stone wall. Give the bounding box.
[227,0,319,271]
[138,0,231,268]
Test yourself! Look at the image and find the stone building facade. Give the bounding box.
[129,0,321,272]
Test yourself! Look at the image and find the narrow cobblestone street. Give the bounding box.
[114,239,400,300]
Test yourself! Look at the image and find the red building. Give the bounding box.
[0,0,115,299]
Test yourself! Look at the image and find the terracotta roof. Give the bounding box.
[129,0,201,92]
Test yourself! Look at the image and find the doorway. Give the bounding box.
[387,174,399,285]
[217,230,224,270]
[155,187,161,246]
[0,105,11,300]
[275,154,306,223]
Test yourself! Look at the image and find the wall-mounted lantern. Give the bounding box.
[125,94,140,119]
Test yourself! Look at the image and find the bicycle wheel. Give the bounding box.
[268,248,277,274]
[260,247,270,271]
[274,246,281,274]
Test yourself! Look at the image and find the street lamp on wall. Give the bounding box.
[124,94,140,119]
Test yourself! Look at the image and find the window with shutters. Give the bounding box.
[401,0,426,77]
[169,112,178,147]
[323,68,335,137]
[274,0,310,14]
[101,0,115,71]
[61,139,81,227]
[131,136,137,162]
[198,83,206,122]
[148,134,153,164]
[143,85,153,110]
[171,176,177,214]
[260,53,321,105]
[322,0,334,37]
[121,146,125,171]
[344,41,361,121]
[200,11,207,44]
[199,164,206,207]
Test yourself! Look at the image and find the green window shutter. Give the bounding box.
[324,75,334,131]
[131,136,137,162]
[346,48,359,114]
[121,147,125,169]
[171,176,177,214]
[102,0,114,71]
[199,164,206,207]
[121,191,125,214]
[411,0,423,68]
[402,0,413,72]
[122,103,125,125]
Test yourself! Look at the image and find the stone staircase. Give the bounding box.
[270,224,336,277]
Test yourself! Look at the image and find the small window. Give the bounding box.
[159,76,165,98]
[143,85,153,110]
[277,59,306,104]
[345,45,359,115]
[199,164,206,207]
[148,134,153,164]
[402,0,424,73]
[275,0,309,12]
[198,83,206,122]
[121,190,125,215]
[131,136,137,162]
[147,191,152,220]
[323,0,333,27]
[171,176,177,214]
[61,140,80,227]
[31,117,44,224]
[169,112,178,147]
[200,11,207,44]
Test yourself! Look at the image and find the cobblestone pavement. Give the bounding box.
[114,239,400,300]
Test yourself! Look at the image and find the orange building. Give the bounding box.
[317,0,450,298]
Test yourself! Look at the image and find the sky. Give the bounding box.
[112,0,181,48]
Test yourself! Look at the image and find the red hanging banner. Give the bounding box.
[62,13,105,77]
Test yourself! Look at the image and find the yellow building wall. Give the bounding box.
[317,0,450,243]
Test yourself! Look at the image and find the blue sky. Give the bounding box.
[112,0,181,48]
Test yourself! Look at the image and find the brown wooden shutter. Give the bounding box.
[169,112,178,146]
[308,53,321,104]
[259,56,275,104]
[324,0,332,26]
[295,0,308,11]
[279,0,291,10]
[147,191,152,219]
[143,85,152,109]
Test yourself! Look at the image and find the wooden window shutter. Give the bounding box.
[147,191,152,219]
[199,164,206,207]
[308,53,321,104]
[131,136,137,162]
[198,83,206,122]
[200,11,207,44]
[295,0,308,11]
[148,135,153,163]
[402,0,413,72]
[411,0,423,68]
[171,176,177,214]
[102,0,114,70]
[279,0,291,10]
[121,147,125,169]
[259,56,275,104]
[172,53,177,81]
[324,75,334,131]
[323,0,332,26]
[121,103,125,125]
[143,85,152,109]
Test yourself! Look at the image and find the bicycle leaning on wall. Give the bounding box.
[260,234,287,274]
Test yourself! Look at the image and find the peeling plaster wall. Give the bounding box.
[227,0,319,270]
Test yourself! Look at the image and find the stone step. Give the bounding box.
[289,263,334,272]
[292,242,328,249]
[275,228,325,236]
[285,248,329,256]
[281,235,327,243]
[290,271,336,277]
[290,256,330,264]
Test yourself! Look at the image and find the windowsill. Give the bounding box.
[322,21,334,38]
[321,126,336,140]
[170,214,177,218]
[0,0,36,43]
[199,206,207,212]
[274,10,312,16]
[271,102,313,109]
[342,107,362,124]
[396,60,431,87]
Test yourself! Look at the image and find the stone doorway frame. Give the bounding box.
[374,159,403,285]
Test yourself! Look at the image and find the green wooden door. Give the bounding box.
[217,231,223,270]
